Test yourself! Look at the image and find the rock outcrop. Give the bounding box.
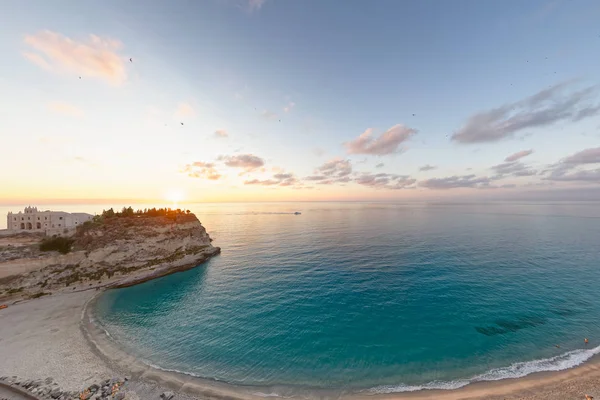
[0,375,137,400]
[0,213,220,301]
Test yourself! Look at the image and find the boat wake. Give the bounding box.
[369,345,600,393]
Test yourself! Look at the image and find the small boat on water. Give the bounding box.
[294,212,301,215]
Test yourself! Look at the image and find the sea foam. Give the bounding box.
[370,345,600,393]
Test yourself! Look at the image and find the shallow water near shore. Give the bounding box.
[94,202,600,394]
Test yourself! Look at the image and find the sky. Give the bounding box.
[1,0,600,204]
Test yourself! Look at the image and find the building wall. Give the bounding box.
[6,207,93,234]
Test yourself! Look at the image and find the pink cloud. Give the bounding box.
[317,158,352,177]
[303,158,353,185]
[355,173,416,190]
[215,129,229,138]
[23,30,127,85]
[175,103,195,118]
[345,124,417,155]
[245,179,279,186]
[219,154,265,171]
[244,172,299,187]
[562,147,600,164]
[183,162,222,180]
[505,149,534,162]
[23,52,52,70]
[283,102,295,113]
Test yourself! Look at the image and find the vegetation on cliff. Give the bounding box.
[39,236,74,254]
[97,206,190,221]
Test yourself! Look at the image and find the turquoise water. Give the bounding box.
[95,202,600,394]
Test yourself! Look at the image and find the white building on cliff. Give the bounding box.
[6,206,94,234]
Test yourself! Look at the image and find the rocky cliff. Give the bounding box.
[0,213,220,301]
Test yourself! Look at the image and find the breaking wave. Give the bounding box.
[369,345,600,393]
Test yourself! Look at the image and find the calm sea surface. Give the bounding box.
[5,202,600,393]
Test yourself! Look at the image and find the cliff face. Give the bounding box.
[0,213,220,301]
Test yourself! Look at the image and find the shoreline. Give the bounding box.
[1,287,599,400]
[83,291,600,400]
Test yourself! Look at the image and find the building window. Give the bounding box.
[13,217,16,221]
[20,223,25,229]
[21,217,24,221]
[36,222,41,229]
[58,224,61,227]
[75,222,78,224]
[28,217,30,220]
[44,217,47,220]
[37,217,40,220]
[59,217,63,220]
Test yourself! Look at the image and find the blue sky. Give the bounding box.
[1,0,600,202]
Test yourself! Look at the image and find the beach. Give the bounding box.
[0,290,599,400]
[0,291,198,400]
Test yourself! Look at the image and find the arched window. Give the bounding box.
[20,223,25,229]
[26,222,32,230]
[36,222,41,229]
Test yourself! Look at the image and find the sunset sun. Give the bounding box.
[165,189,185,206]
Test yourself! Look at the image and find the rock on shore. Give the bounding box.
[0,375,135,400]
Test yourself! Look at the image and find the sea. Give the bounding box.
[4,202,600,394]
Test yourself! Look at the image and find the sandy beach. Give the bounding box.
[0,291,198,400]
[0,290,598,400]
[0,292,112,391]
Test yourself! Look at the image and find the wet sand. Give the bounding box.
[1,290,599,400]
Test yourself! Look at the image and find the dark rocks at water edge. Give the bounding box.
[0,375,168,400]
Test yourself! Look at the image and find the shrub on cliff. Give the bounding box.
[40,236,74,254]
[97,207,190,220]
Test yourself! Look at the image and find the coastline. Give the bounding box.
[1,287,598,400]
[83,290,600,400]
